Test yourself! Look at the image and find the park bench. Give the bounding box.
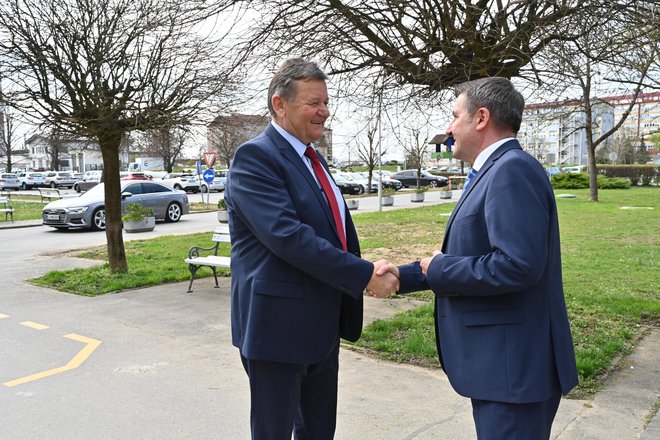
[0,192,14,223]
[38,187,77,203]
[184,224,231,293]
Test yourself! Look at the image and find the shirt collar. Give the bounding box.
[271,121,310,159]
[472,137,515,172]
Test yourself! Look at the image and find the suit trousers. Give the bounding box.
[240,341,340,440]
[471,393,562,440]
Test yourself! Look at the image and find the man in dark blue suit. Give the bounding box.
[378,77,579,439]
[224,58,399,439]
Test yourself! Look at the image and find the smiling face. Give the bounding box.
[272,78,329,145]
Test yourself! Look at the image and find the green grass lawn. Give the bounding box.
[0,196,47,222]
[29,187,659,396]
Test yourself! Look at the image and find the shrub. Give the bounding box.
[597,175,630,189]
[122,202,154,222]
[552,173,589,189]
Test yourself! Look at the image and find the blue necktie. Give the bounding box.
[464,168,478,190]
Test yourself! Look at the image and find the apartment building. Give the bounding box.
[519,92,660,165]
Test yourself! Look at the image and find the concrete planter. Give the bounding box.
[123,216,156,233]
[217,210,229,223]
[381,196,394,206]
[439,190,452,199]
[346,199,359,210]
[411,192,425,203]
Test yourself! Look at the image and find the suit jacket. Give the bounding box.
[399,140,579,403]
[225,124,372,365]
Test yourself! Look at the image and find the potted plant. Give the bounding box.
[411,186,428,202]
[217,198,229,223]
[122,202,155,233]
[381,188,395,206]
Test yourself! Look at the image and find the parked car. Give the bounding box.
[562,166,585,173]
[372,170,403,191]
[0,173,20,190]
[120,171,152,181]
[198,173,225,192]
[331,171,365,195]
[389,169,449,188]
[16,172,46,190]
[332,172,364,195]
[348,172,380,193]
[73,170,103,193]
[160,173,201,193]
[42,180,190,231]
[43,171,76,188]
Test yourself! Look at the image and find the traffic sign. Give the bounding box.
[202,168,215,183]
[203,152,217,169]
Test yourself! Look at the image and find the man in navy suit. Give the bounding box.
[378,77,579,439]
[224,58,399,439]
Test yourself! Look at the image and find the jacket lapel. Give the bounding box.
[266,125,342,245]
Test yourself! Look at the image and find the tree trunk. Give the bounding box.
[587,142,599,202]
[99,133,128,273]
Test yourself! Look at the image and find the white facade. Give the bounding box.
[25,134,128,171]
[520,92,660,165]
[520,100,612,165]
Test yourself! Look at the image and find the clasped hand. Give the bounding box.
[365,259,400,298]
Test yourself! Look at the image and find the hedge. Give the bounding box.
[595,164,658,186]
[552,173,631,189]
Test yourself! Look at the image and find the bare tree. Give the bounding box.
[537,1,658,201]
[140,127,189,173]
[403,127,431,190]
[229,1,624,99]
[0,107,21,172]
[0,0,242,272]
[353,121,383,192]
[208,114,269,168]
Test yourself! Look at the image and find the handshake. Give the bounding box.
[364,251,441,298]
[365,260,400,298]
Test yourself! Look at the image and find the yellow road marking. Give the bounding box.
[0,313,9,319]
[2,333,102,388]
[19,321,49,330]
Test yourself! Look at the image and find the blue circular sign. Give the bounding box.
[202,169,215,183]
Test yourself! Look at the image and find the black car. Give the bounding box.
[332,172,365,195]
[389,169,449,188]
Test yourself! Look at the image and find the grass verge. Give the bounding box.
[29,187,659,396]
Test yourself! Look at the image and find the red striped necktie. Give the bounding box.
[304,146,347,251]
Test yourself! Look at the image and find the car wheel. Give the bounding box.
[165,202,182,223]
[74,183,81,193]
[21,182,27,190]
[357,186,364,195]
[429,180,438,188]
[201,185,209,193]
[91,207,106,231]
[50,181,57,188]
[174,184,182,191]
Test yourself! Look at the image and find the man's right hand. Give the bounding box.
[366,260,400,298]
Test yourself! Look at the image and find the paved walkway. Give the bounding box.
[2,190,658,438]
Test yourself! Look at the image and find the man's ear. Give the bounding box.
[475,107,490,131]
[272,95,286,118]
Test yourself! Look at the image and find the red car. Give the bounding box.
[120,172,152,181]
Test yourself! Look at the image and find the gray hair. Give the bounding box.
[454,77,525,134]
[267,58,328,117]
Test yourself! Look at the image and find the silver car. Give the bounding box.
[16,172,46,190]
[0,173,20,190]
[43,171,76,188]
[42,180,190,230]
